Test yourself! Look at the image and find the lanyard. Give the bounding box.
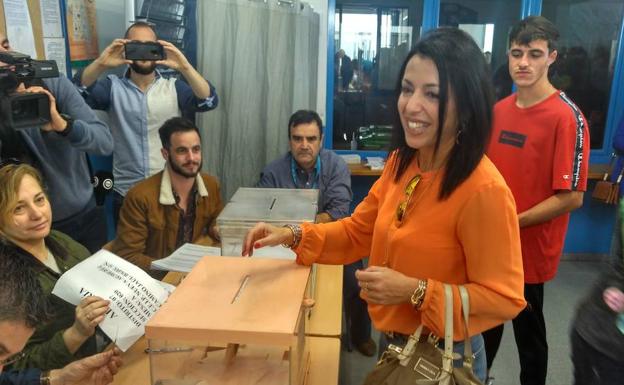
[291,155,321,189]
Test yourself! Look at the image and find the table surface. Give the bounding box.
[306,264,343,338]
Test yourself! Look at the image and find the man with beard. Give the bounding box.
[110,117,223,277]
[74,21,218,225]
[256,110,377,357]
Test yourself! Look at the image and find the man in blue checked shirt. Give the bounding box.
[74,21,218,225]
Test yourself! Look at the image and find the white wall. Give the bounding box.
[307,0,328,121]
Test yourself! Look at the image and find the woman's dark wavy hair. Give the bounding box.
[390,27,495,200]
[0,246,50,328]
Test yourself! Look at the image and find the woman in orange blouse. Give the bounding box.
[243,28,525,381]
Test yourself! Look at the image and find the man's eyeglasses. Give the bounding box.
[396,175,422,223]
[0,351,25,366]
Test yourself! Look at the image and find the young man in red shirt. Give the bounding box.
[485,16,590,385]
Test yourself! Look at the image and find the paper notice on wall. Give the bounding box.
[66,0,99,60]
[43,38,67,76]
[4,0,37,58]
[52,250,175,351]
[40,0,63,37]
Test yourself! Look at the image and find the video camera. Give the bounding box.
[0,51,59,129]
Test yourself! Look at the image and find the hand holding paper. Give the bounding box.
[52,250,174,351]
[74,296,110,337]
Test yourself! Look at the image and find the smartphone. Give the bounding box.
[124,41,165,61]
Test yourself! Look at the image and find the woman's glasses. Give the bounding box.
[396,175,422,223]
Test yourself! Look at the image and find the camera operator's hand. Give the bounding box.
[22,85,69,133]
[155,40,191,72]
[95,39,132,69]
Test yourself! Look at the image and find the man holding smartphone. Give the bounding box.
[74,21,218,225]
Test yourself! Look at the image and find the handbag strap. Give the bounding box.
[398,325,424,365]
[458,285,474,369]
[615,162,624,184]
[442,284,454,374]
[603,153,617,180]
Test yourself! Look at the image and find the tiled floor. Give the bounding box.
[338,260,607,385]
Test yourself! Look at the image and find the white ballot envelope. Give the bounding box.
[52,250,174,351]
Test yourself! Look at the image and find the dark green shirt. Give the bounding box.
[7,230,97,370]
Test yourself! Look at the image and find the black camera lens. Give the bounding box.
[11,97,37,120]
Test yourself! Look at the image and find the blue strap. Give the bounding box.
[290,155,321,189]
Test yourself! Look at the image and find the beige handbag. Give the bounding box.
[362,285,483,385]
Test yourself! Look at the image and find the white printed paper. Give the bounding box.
[43,38,67,76]
[4,0,37,58]
[40,0,63,37]
[366,157,385,170]
[52,250,174,351]
[151,243,221,272]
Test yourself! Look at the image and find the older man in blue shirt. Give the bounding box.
[257,110,376,356]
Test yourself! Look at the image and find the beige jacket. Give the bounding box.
[111,169,223,272]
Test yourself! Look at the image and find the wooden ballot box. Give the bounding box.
[145,256,312,385]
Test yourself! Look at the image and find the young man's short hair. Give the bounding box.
[288,110,323,138]
[158,117,201,149]
[124,20,158,39]
[509,16,559,52]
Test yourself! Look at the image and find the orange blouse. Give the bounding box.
[295,154,526,339]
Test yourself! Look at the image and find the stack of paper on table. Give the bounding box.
[150,243,221,272]
[365,156,385,170]
[339,154,362,164]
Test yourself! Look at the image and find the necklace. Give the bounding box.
[381,171,439,267]
[399,171,439,225]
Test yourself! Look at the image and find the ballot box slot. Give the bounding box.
[269,196,277,211]
[231,274,251,304]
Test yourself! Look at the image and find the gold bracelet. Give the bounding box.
[40,370,51,385]
[281,224,302,249]
[410,279,428,309]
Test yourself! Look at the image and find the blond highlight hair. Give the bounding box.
[0,163,46,226]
